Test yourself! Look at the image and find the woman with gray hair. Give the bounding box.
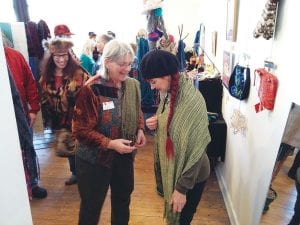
[72,39,146,225]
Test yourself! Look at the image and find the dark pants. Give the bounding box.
[68,155,76,176]
[76,153,134,225]
[289,178,300,225]
[180,180,207,225]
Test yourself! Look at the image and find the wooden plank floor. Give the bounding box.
[30,129,298,225]
[31,130,230,225]
[260,152,298,225]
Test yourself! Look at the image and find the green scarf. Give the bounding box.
[155,74,211,225]
[121,77,141,142]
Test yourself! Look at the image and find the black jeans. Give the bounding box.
[76,153,134,225]
[68,155,76,176]
[180,180,207,225]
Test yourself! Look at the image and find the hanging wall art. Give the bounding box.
[222,51,235,88]
[226,0,239,42]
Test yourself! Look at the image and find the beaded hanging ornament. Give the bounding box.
[230,109,247,135]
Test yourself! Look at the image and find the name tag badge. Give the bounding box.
[103,101,115,110]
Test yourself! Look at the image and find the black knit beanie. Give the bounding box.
[140,49,179,79]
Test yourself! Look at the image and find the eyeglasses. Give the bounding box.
[115,61,133,69]
[53,53,69,60]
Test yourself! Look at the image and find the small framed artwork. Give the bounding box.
[226,0,238,42]
[222,51,235,88]
[211,31,217,57]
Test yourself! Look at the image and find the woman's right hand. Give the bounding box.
[107,139,136,154]
[146,115,158,130]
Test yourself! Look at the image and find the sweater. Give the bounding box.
[5,47,40,116]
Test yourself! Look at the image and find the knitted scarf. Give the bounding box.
[155,75,211,225]
[121,77,141,142]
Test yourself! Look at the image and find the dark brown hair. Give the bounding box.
[40,52,80,87]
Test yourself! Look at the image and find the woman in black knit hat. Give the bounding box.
[140,49,211,225]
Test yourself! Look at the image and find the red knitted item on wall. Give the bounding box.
[254,68,278,112]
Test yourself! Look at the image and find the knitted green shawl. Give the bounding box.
[155,74,211,225]
[121,77,141,142]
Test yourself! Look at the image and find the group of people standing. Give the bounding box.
[4,23,214,225]
[79,30,116,76]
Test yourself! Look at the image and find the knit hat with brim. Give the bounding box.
[54,24,74,36]
[140,49,179,79]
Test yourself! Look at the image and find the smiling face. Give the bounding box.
[52,52,69,69]
[105,53,133,84]
[148,76,171,92]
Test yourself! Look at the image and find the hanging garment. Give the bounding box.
[193,23,205,56]
[37,19,51,59]
[137,37,158,110]
[176,40,186,72]
[25,21,40,58]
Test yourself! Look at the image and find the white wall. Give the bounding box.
[160,0,300,224]
[1,1,299,225]
[0,33,33,225]
[222,1,300,224]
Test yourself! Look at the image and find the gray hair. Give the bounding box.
[98,34,114,44]
[100,39,134,80]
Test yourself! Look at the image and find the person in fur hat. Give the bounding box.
[39,37,90,185]
[53,24,80,62]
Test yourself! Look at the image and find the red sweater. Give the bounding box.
[4,47,40,115]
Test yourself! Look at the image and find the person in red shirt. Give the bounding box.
[5,47,40,125]
[4,46,47,199]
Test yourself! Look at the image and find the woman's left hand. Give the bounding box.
[170,189,186,213]
[85,74,100,85]
[135,129,147,147]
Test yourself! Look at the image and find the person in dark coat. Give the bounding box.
[4,41,47,199]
